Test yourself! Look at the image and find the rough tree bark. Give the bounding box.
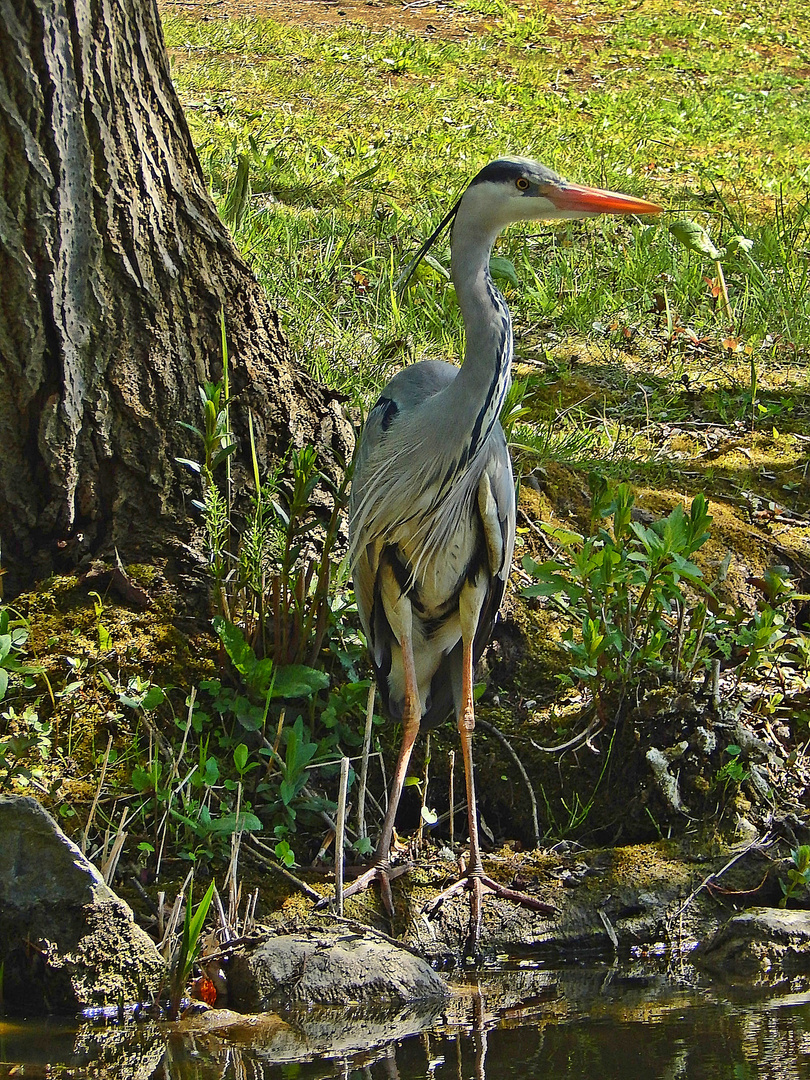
[0,0,352,596]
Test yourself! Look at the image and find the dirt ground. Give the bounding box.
[161,0,485,37]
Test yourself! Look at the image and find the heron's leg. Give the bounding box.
[457,619,486,950]
[338,564,422,915]
[426,578,557,956]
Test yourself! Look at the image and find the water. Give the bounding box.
[2,958,809,1079]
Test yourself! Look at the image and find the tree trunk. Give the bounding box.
[0,0,352,597]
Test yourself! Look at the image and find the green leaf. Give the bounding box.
[245,658,276,697]
[522,577,582,600]
[274,840,296,867]
[213,617,256,678]
[211,444,237,470]
[233,743,249,772]
[280,776,305,805]
[207,811,263,834]
[175,457,203,474]
[141,685,166,710]
[540,523,584,547]
[669,218,724,260]
[271,665,330,699]
[489,256,519,287]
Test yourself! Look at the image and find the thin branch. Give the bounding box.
[334,757,351,916]
[530,715,602,755]
[356,682,375,840]
[477,719,540,847]
[669,831,773,922]
[245,835,323,903]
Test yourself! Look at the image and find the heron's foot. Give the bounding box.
[315,860,413,917]
[424,870,557,957]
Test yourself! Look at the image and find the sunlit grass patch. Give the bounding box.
[161,0,810,484]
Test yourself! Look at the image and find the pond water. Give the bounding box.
[2,957,809,1079]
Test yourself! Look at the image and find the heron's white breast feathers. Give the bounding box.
[349,418,494,596]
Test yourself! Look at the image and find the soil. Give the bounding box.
[161,0,486,38]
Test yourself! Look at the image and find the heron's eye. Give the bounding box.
[516,177,530,191]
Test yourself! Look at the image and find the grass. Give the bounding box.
[160,0,810,460]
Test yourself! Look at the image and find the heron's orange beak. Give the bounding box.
[548,183,662,216]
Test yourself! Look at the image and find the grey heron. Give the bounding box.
[345,157,661,951]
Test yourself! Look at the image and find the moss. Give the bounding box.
[124,564,162,587]
[3,576,218,837]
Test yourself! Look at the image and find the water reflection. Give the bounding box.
[2,961,810,1079]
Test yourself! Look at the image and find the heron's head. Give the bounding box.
[395,157,661,293]
[459,157,661,231]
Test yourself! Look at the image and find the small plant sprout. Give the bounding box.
[167,877,217,1019]
[715,744,750,790]
[779,845,810,909]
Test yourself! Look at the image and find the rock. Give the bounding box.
[695,906,810,979]
[0,795,166,1015]
[226,928,448,1011]
[175,1001,444,1063]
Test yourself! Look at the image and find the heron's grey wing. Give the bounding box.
[421,423,515,729]
[473,423,516,666]
[349,396,394,708]
[349,362,459,720]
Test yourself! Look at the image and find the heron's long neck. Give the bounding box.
[448,218,512,460]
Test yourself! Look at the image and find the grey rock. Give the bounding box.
[0,795,166,1014]
[695,906,810,977]
[226,929,448,1011]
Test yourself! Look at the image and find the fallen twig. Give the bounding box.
[246,835,323,903]
[669,831,774,922]
[530,715,602,755]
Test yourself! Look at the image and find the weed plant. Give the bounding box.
[779,845,810,908]
[522,476,807,720]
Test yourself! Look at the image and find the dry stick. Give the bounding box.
[714,258,733,322]
[356,682,375,842]
[434,799,467,829]
[246,835,322,902]
[159,868,195,954]
[530,715,602,756]
[82,734,114,855]
[334,756,351,916]
[245,887,259,936]
[212,885,230,942]
[669,831,772,922]
[417,732,431,844]
[157,890,166,939]
[517,507,558,555]
[226,781,243,928]
[477,719,541,848]
[448,750,455,847]
[314,911,428,960]
[155,687,198,880]
[101,806,130,885]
